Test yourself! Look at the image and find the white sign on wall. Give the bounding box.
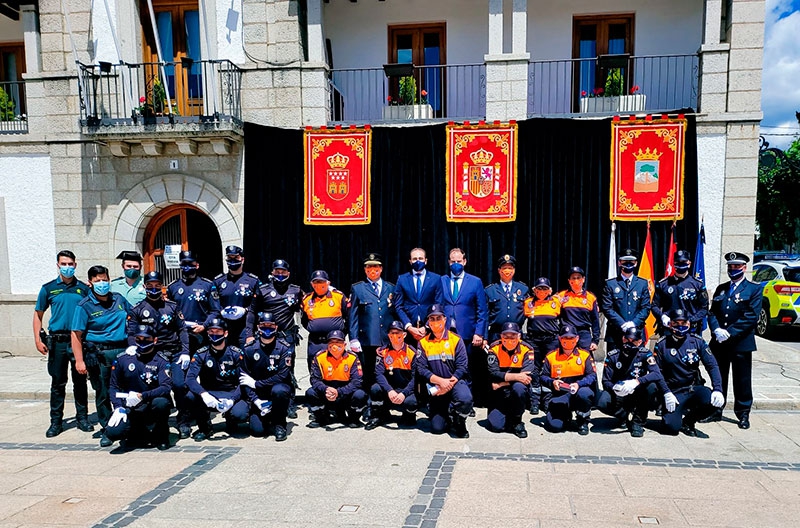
[163,244,183,269]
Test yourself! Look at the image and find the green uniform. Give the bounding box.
[110,275,146,307]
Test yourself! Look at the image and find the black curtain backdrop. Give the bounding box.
[243,117,699,297]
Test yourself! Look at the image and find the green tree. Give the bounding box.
[757,137,800,251]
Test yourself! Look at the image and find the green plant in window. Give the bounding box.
[152,77,167,114]
[604,68,624,97]
[399,75,417,105]
[0,86,16,121]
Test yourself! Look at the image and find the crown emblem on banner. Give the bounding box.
[633,147,663,161]
[469,148,494,165]
[327,152,350,169]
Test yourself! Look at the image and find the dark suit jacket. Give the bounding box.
[708,279,762,353]
[393,271,444,328]
[347,280,396,347]
[441,273,488,340]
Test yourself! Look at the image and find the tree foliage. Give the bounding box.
[757,138,800,251]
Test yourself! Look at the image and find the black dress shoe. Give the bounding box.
[699,411,722,423]
[193,431,208,441]
[364,417,381,431]
[178,424,192,439]
[630,423,644,438]
[46,423,63,438]
[400,412,417,427]
[468,409,476,417]
[99,434,113,447]
[681,423,698,437]
[76,418,94,432]
[157,441,171,451]
[530,405,540,416]
[287,406,298,420]
[513,423,528,439]
[738,416,750,430]
[577,422,590,436]
[274,425,287,442]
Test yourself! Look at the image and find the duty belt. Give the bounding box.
[308,334,329,345]
[49,332,72,342]
[91,341,128,351]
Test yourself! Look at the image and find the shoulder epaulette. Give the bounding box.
[247,272,260,280]
[157,350,172,362]
[198,276,213,284]
[167,278,180,287]
[76,296,92,307]
[352,281,365,287]
[214,273,225,280]
[229,345,243,353]
[195,346,209,355]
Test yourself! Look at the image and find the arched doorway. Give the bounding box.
[143,204,223,283]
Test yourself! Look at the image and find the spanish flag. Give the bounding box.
[639,223,657,339]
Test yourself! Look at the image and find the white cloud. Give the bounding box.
[761,1,800,148]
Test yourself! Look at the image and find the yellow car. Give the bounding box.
[752,261,800,337]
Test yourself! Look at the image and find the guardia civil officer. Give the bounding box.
[656,309,725,436]
[523,277,562,414]
[540,325,596,435]
[416,304,473,438]
[185,318,249,440]
[348,253,396,397]
[486,322,534,438]
[106,325,173,450]
[301,270,347,370]
[110,251,146,306]
[128,270,191,438]
[34,250,93,437]
[557,266,601,352]
[305,330,367,428]
[211,245,260,347]
[597,327,664,437]
[705,251,762,429]
[485,254,528,343]
[166,250,220,353]
[239,312,293,442]
[71,265,133,447]
[365,321,418,430]
[601,249,652,349]
[652,250,709,335]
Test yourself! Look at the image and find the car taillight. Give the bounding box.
[781,317,793,323]
[774,285,800,295]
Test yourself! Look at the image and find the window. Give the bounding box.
[572,14,634,106]
[0,43,26,117]
[752,265,778,283]
[388,23,446,113]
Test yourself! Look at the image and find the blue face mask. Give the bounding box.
[124,268,140,280]
[60,265,76,278]
[672,324,690,337]
[620,263,637,273]
[675,264,690,274]
[411,260,426,272]
[259,327,277,340]
[728,268,744,281]
[136,341,155,354]
[181,265,197,274]
[272,274,288,282]
[145,287,162,299]
[208,333,226,346]
[92,280,110,296]
[227,260,243,271]
[450,263,464,276]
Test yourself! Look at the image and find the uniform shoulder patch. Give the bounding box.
[647,356,656,365]
[487,353,499,365]
[606,349,619,358]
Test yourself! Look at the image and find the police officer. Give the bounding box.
[652,250,709,335]
[107,325,173,450]
[601,249,652,350]
[705,251,762,429]
[597,327,664,437]
[185,318,249,441]
[486,322,534,438]
[71,265,133,447]
[540,325,596,435]
[301,270,347,370]
[523,277,562,414]
[167,250,220,353]
[485,254,528,343]
[212,245,260,348]
[416,304,473,438]
[110,251,146,306]
[365,321,417,430]
[34,250,93,438]
[557,266,601,352]
[305,330,367,428]
[348,253,396,398]
[239,312,293,442]
[129,270,191,438]
[656,309,725,436]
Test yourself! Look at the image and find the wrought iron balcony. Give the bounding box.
[0,80,28,134]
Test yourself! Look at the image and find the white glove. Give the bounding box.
[622,379,640,395]
[714,328,731,342]
[125,392,143,408]
[349,340,362,353]
[108,408,128,427]
[239,373,256,389]
[217,398,235,414]
[201,392,220,409]
[710,390,725,408]
[661,315,670,327]
[254,399,272,416]
[177,354,191,370]
[613,382,627,397]
[620,321,635,331]
[125,346,137,356]
[664,392,678,413]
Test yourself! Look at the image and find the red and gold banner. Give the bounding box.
[610,117,686,221]
[446,122,518,222]
[304,127,371,225]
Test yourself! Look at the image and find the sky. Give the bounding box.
[761,0,800,149]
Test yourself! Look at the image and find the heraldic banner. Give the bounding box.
[304,127,372,225]
[446,122,518,222]
[610,117,686,221]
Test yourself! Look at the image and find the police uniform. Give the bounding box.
[652,250,709,335]
[601,250,652,348]
[707,251,762,428]
[540,328,596,433]
[127,297,189,360]
[523,278,562,412]
[301,271,347,369]
[36,275,91,431]
[486,326,534,435]
[249,263,304,359]
[106,326,173,449]
[557,267,601,350]
[167,270,220,352]
[368,335,418,424]
[241,337,293,438]
[485,255,528,342]
[212,270,260,346]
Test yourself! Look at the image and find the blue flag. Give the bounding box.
[693,222,707,330]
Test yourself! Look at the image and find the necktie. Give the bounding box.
[415,273,421,294]
[452,277,460,299]
[371,281,379,296]
[504,284,511,296]
[729,282,736,296]
[625,278,631,289]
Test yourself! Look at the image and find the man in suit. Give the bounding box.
[393,248,443,342]
[441,248,489,406]
[704,251,762,429]
[601,249,652,350]
[485,254,529,343]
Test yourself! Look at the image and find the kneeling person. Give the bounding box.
[597,327,664,437]
[306,330,367,428]
[366,321,418,430]
[107,325,173,450]
[240,312,292,442]
[486,322,534,438]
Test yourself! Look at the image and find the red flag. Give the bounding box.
[639,223,657,340]
[664,223,677,279]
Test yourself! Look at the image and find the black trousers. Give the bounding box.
[467,345,489,407]
[596,382,658,426]
[47,337,89,423]
[105,397,172,444]
[248,383,292,434]
[359,346,379,391]
[711,347,753,418]
[527,334,559,409]
[662,386,715,435]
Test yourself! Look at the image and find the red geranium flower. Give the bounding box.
[139,96,146,103]
[630,85,640,94]
[421,90,427,96]
[581,90,587,97]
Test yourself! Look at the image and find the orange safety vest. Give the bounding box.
[545,348,592,379]
[557,289,598,311]
[378,346,415,371]
[419,333,461,363]
[315,350,359,381]
[302,290,345,319]
[489,342,534,369]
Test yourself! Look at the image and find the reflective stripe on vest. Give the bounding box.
[545,348,591,379]
[316,351,357,381]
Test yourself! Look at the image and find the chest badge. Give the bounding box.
[253,352,260,361]
[632,291,639,300]
[576,357,582,365]
[444,341,450,349]
[512,355,519,364]
[271,291,276,297]
[616,361,622,369]
[143,310,150,318]
[329,300,335,307]
[178,287,184,295]
[206,359,213,367]
[582,298,588,305]
[668,286,674,294]
[670,349,677,356]
[615,287,620,293]
[128,363,136,371]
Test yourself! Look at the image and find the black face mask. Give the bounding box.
[675,264,690,274]
[136,340,155,354]
[227,260,243,271]
[620,263,637,273]
[145,287,162,300]
[621,343,638,354]
[208,334,226,346]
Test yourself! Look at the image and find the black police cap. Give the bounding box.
[206,318,227,330]
[427,304,445,317]
[622,327,643,341]
[326,329,346,341]
[179,250,197,263]
[225,245,244,257]
[568,266,586,277]
[258,312,277,325]
[501,322,521,334]
[363,253,383,266]
[559,325,578,338]
[534,277,552,288]
[497,254,516,267]
[272,259,290,271]
[388,321,405,333]
[134,324,156,338]
[725,251,750,265]
[619,249,638,261]
[311,270,329,282]
[668,308,689,321]
[674,250,691,263]
[116,250,142,263]
[144,271,163,283]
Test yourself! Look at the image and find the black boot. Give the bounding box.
[699,410,722,423]
[400,412,417,427]
[307,411,325,429]
[46,421,63,438]
[513,422,528,439]
[737,412,750,430]
[75,416,94,432]
[274,425,287,441]
[451,415,469,438]
[346,409,363,429]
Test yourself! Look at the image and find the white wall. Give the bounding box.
[696,133,726,289]
[0,155,57,295]
[216,0,245,64]
[92,0,119,64]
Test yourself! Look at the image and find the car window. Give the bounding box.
[753,267,778,282]
[784,268,800,283]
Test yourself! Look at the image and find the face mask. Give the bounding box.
[146,287,162,299]
[411,260,426,272]
[428,319,446,335]
[501,336,520,351]
[622,342,638,353]
[568,279,584,292]
[365,268,382,282]
[728,268,744,281]
[620,263,636,273]
[312,283,328,296]
[672,324,690,337]
[450,263,464,276]
[534,289,550,300]
[136,341,155,354]
[388,333,405,349]
[208,333,226,346]
[227,260,243,271]
[93,280,110,296]
[272,274,288,282]
[328,343,345,355]
[499,268,514,282]
[60,265,76,278]
[124,268,140,280]
[559,337,578,350]
[258,327,277,340]
[675,264,690,274]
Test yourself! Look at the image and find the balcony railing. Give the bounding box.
[329,63,486,124]
[0,81,28,134]
[77,60,242,129]
[527,54,699,117]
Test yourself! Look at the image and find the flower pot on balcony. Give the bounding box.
[579,94,646,113]
[381,104,433,120]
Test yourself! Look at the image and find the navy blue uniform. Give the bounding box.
[370,344,418,416]
[540,348,596,432]
[348,279,396,390]
[652,275,709,334]
[597,345,663,426]
[601,275,652,347]
[212,272,261,346]
[306,350,367,420]
[127,298,189,360]
[185,345,249,433]
[485,281,528,342]
[241,339,293,433]
[655,334,723,434]
[486,340,535,432]
[416,331,473,434]
[167,276,220,352]
[250,280,304,342]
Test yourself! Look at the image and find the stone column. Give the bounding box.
[485,0,528,121]
[21,5,41,74]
